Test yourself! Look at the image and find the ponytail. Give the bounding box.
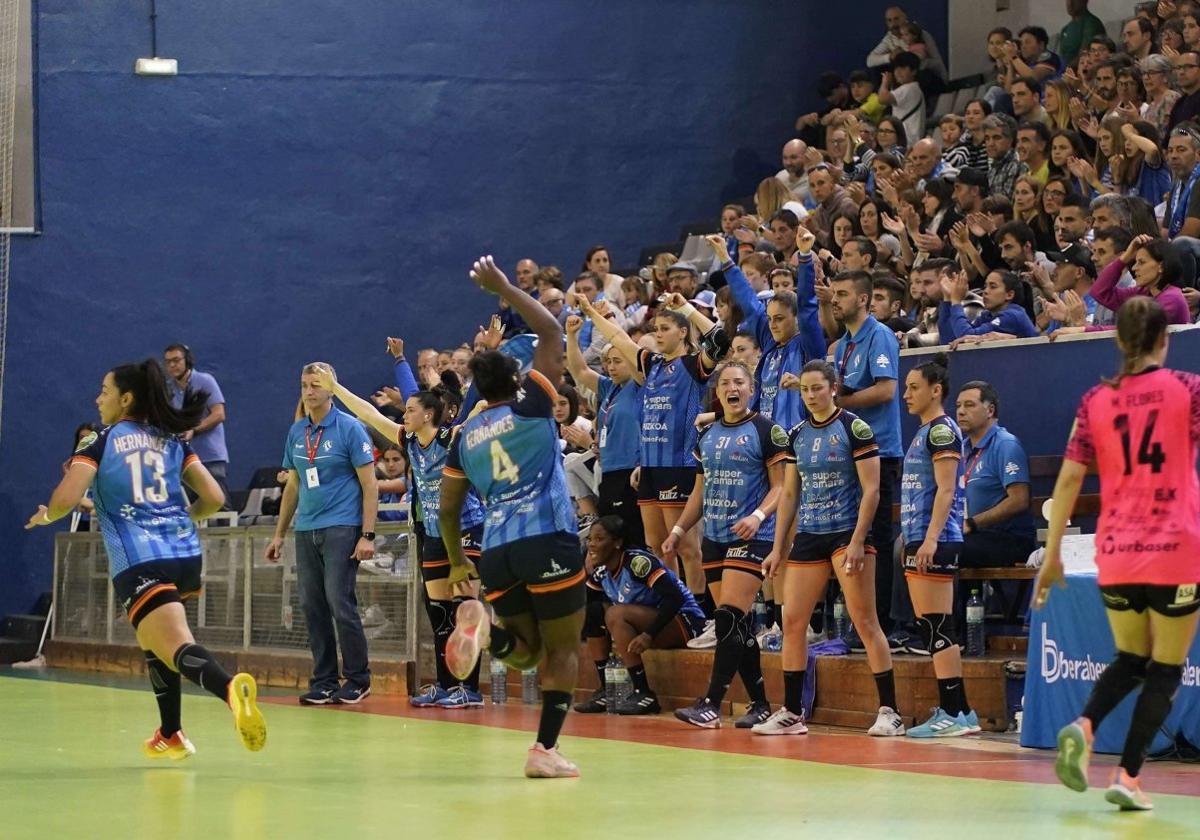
[914,352,951,402]
[1106,297,1168,387]
[110,358,207,435]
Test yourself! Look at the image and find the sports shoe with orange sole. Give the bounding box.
[446,600,490,681]
[228,672,267,752]
[524,743,580,778]
[143,728,196,760]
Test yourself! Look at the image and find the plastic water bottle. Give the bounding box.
[521,667,539,704]
[490,658,508,705]
[833,592,848,641]
[604,655,618,713]
[752,593,769,636]
[966,589,986,657]
[612,659,631,707]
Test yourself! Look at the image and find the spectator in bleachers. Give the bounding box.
[952,100,992,172]
[1164,124,1200,239]
[1054,192,1091,246]
[1040,174,1069,221]
[1009,26,1062,83]
[1042,79,1074,131]
[1088,226,1134,326]
[1141,55,1182,136]
[1160,15,1185,54]
[755,176,792,221]
[539,286,569,328]
[163,344,230,508]
[1116,64,1148,113]
[1011,78,1051,129]
[1040,243,1100,331]
[983,114,1028,199]
[908,138,956,189]
[1122,15,1155,62]
[1049,129,1090,192]
[376,443,407,523]
[871,273,915,333]
[1090,192,1133,232]
[770,265,796,294]
[937,113,964,155]
[858,198,904,266]
[1089,234,1191,325]
[1080,58,1122,118]
[848,69,886,124]
[806,164,859,247]
[877,52,925,144]
[777,140,814,207]
[1088,34,1118,64]
[768,210,801,262]
[1059,0,1107,66]
[796,72,852,150]
[666,261,702,299]
[1167,50,1200,133]
[866,5,946,85]
[621,275,652,328]
[954,381,1036,567]
[939,268,1040,345]
[1114,121,1171,204]
[566,246,625,311]
[952,167,989,217]
[1013,175,1056,252]
[1017,121,1052,186]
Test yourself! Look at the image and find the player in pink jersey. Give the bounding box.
[1035,297,1200,812]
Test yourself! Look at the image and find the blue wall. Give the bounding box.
[0,0,948,616]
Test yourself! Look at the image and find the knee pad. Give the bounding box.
[1144,660,1184,703]
[1110,650,1150,683]
[738,611,759,650]
[714,605,745,644]
[916,613,955,655]
[144,650,175,691]
[427,599,455,635]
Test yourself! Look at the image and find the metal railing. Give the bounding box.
[52,524,419,661]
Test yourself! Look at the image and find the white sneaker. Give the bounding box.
[686,619,717,649]
[755,622,781,646]
[524,743,580,778]
[751,706,808,735]
[868,706,906,737]
[805,626,824,645]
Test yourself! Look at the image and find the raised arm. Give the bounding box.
[470,255,564,385]
[311,364,404,443]
[386,337,420,400]
[564,314,601,393]
[579,295,643,379]
[794,228,828,361]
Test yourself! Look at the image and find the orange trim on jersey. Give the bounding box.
[904,570,955,581]
[766,453,792,467]
[723,559,764,575]
[128,584,177,622]
[702,560,724,570]
[179,587,202,601]
[442,467,466,479]
[463,548,482,559]
[528,569,586,594]
[647,569,666,587]
[484,582,522,603]
[422,559,451,569]
[932,451,962,462]
[526,369,559,401]
[652,500,688,509]
[69,455,98,470]
[787,557,833,566]
[853,444,880,458]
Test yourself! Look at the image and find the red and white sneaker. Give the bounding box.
[446,600,491,681]
[1105,768,1153,811]
[142,728,196,760]
[524,743,580,778]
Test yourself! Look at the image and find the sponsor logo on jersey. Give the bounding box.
[323,440,333,452]
[1175,584,1198,606]
[853,354,862,369]
[850,418,872,440]
[1101,533,1180,555]
[770,424,788,446]
[928,423,955,446]
[874,354,889,369]
[1004,461,1019,475]
[726,545,749,558]
[120,504,136,520]
[362,442,372,454]
[736,434,750,446]
[540,559,567,579]
[629,554,652,578]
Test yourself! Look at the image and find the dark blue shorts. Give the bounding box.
[420,524,483,581]
[112,556,202,629]
[701,538,771,583]
[481,531,585,620]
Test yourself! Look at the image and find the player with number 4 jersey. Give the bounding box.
[1038,298,1200,812]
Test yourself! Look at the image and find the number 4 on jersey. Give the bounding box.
[1114,410,1166,475]
[490,440,520,482]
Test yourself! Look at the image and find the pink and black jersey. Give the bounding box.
[1065,367,1200,586]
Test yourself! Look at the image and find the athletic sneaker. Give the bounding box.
[958,709,981,734]
[1104,768,1153,811]
[805,626,824,645]
[755,621,781,646]
[686,620,717,649]
[446,599,490,680]
[886,630,913,653]
[143,728,196,760]
[436,686,484,708]
[615,689,661,715]
[1055,717,1093,793]
[734,701,773,729]
[905,635,931,656]
[674,698,722,728]
[576,513,598,534]
[299,686,338,705]
[868,706,906,737]
[751,707,808,735]
[572,688,607,714]
[410,684,450,707]
[524,743,580,779]
[907,707,969,738]
[228,672,267,751]
[334,683,371,705]
[844,625,866,653]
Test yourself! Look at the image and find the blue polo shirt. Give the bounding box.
[963,423,1035,538]
[167,370,229,464]
[938,301,1039,342]
[832,315,903,458]
[282,406,375,531]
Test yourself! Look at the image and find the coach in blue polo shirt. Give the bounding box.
[954,380,1036,567]
[266,362,378,706]
[828,270,905,634]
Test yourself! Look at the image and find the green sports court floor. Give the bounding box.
[1,671,1197,839]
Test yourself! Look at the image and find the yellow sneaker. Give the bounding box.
[143,728,196,760]
[228,673,267,752]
